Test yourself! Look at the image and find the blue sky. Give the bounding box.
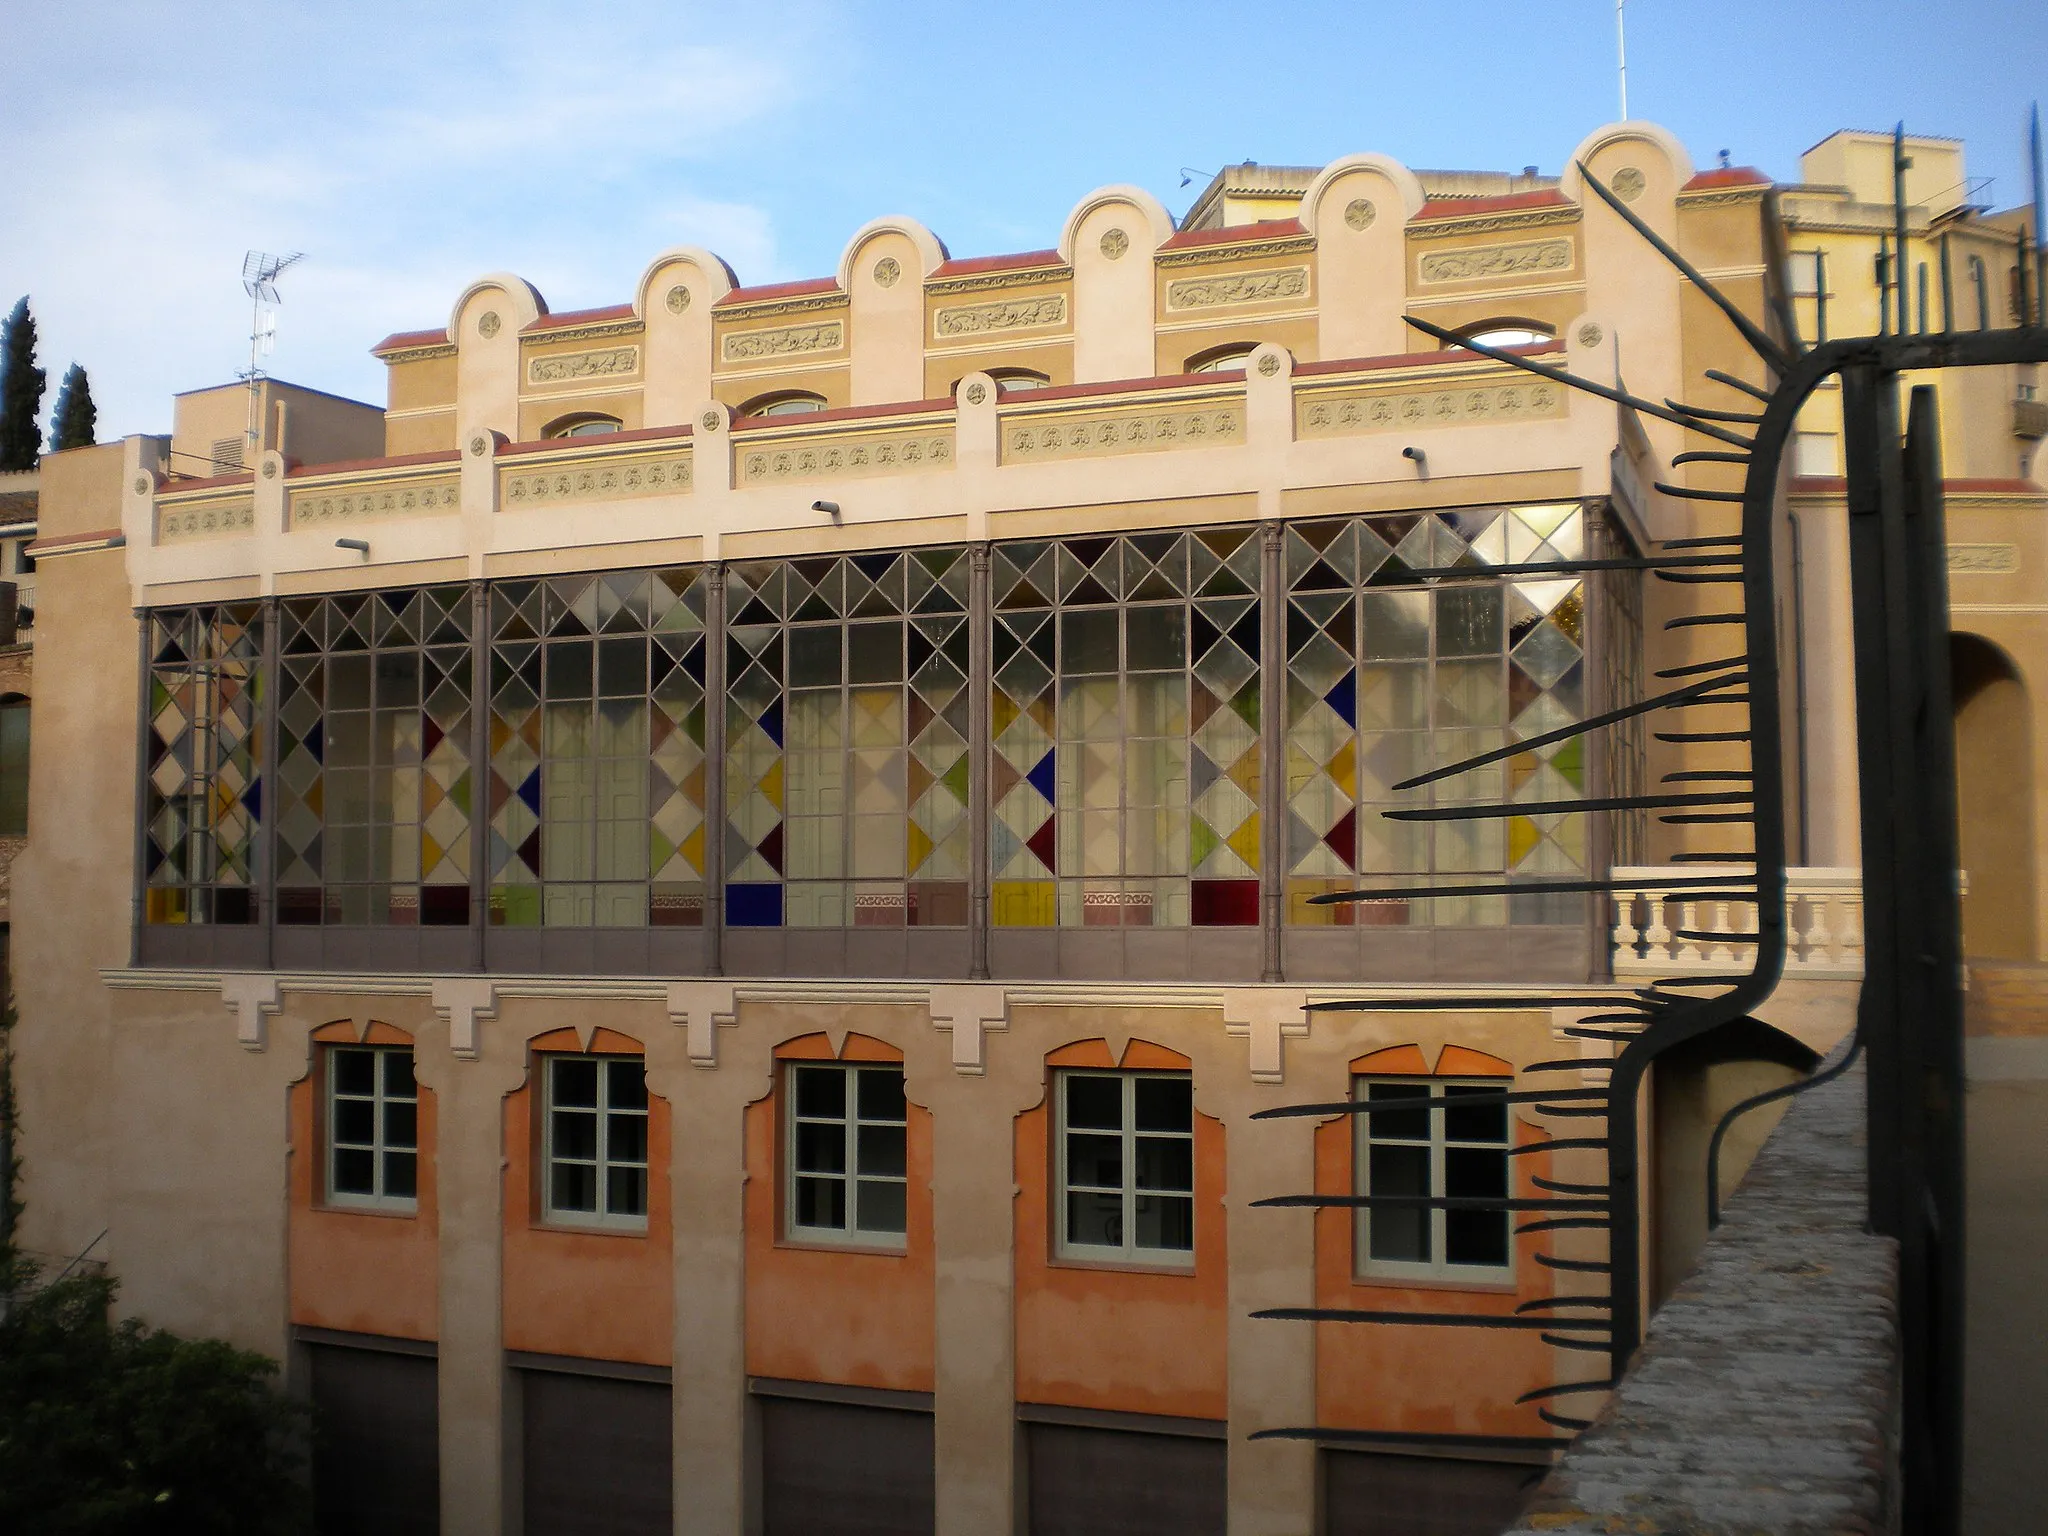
[3,0,2044,441]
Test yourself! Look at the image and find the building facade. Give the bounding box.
[20,117,2022,1534]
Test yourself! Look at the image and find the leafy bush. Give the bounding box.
[0,1268,310,1534]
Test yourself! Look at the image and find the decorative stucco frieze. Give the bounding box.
[1155,234,1315,269]
[926,266,1072,297]
[1296,377,1567,437]
[527,346,640,385]
[156,496,256,543]
[720,321,845,363]
[1002,402,1244,463]
[525,319,643,347]
[1417,238,1575,284]
[934,294,1068,338]
[1948,542,2021,574]
[1407,206,1581,238]
[1165,266,1310,311]
[291,478,461,529]
[501,453,693,507]
[738,428,952,484]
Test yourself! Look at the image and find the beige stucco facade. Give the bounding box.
[9,119,1936,1534]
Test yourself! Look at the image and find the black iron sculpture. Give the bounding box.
[1248,127,2048,1536]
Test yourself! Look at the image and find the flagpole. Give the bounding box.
[1617,0,1629,120]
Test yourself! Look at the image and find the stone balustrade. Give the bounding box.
[1611,865,1866,979]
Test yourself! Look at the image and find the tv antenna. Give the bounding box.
[1615,0,1629,119]
[238,250,305,466]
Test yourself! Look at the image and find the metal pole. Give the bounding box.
[1939,233,1954,334]
[2031,103,2046,326]
[1259,521,1285,981]
[703,565,727,977]
[468,582,489,971]
[968,543,992,980]
[1894,125,1913,338]
[1615,0,1628,120]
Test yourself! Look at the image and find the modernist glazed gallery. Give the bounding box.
[142,501,1632,982]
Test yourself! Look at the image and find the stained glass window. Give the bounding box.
[144,603,263,924]
[1284,505,1589,928]
[488,571,706,928]
[275,588,473,926]
[724,550,971,929]
[989,529,1262,929]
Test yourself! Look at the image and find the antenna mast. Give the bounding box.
[239,250,305,468]
[1616,0,1629,120]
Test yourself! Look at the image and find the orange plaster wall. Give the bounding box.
[501,1027,673,1367]
[1314,1044,1555,1436]
[289,1022,440,1341]
[744,1032,935,1392]
[1014,1038,1228,1421]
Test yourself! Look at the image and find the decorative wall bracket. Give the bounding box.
[431,977,499,1060]
[221,973,282,1052]
[928,984,1009,1075]
[666,981,739,1068]
[1221,988,1309,1084]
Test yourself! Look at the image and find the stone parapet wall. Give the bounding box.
[1508,1046,1898,1534]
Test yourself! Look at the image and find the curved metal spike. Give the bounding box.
[1665,396,1763,423]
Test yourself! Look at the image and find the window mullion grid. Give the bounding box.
[1121,1074,1139,1259]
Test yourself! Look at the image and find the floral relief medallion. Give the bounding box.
[1344,198,1376,230]
[1099,228,1130,260]
[1610,166,1646,203]
[478,311,502,338]
[873,257,901,288]
[666,285,691,314]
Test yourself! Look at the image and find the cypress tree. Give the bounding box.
[48,364,97,452]
[0,299,45,472]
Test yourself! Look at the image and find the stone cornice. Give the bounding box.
[1406,204,1581,238]
[714,291,851,322]
[521,318,644,347]
[925,265,1073,297]
[1677,185,1769,209]
[1154,234,1317,269]
[378,342,459,363]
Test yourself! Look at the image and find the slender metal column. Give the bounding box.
[129,613,151,967]
[259,597,280,971]
[1259,521,1285,981]
[702,565,727,977]
[468,581,489,972]
[968,543,992,980]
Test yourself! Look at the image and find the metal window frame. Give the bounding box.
[1352,1075,1513,1283]
[324,1043,419,1213]
[1054,1069,1196,1266]
[783,1060,910,1248]
[541,1052,650,1231]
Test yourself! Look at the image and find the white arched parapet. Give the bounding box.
[1298,153,1426,233]
[633,245,738,320]
[447,272,546,341]
[1560,121,1695,202]
[1057,185,1175,264]
[837,216,949,292]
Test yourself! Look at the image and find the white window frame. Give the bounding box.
[784,1061,909,1248]
[1054,1070,1196,1267]
[1354,1076,1514,1283]
[541,1053,650,1232]
[325,1044,419,1213]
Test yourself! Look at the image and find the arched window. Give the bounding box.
[1185,343,1259,374]
[987,369,1052,392]
[0,694,28,836]
[1450,322,1554,350]
[739,391,829,419]
[544,414,623,439]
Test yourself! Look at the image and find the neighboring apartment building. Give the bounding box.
[12,116,2032,1535]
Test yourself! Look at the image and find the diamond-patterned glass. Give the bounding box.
[274,587,473,925]
[991,528,1260,927]
[725,549,969,928]
[488,569,705,927]
[1284,505,1589,928]
[143,603,263,925]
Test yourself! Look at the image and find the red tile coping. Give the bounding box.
[288,449,463,479]
[159,471,257,494]
[497,424,694,459]
[372,327,452,355]
[526,303,637,332]
[716,276,842,308]
[1683,167,1771,192]
[1292,340,1565,378]
[1157,219,1307,252]
[26,527,124,557]
[1792,475,2041,495]
[930,248,1064,279]
[1414,189,1574,222]
[728,397,955,433]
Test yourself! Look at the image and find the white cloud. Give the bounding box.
[0,11,810,440]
